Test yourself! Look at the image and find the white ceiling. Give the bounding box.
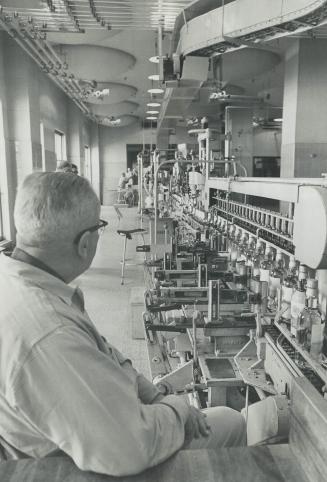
[1,0,327,130]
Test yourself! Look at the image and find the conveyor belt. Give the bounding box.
[265,325,326,395]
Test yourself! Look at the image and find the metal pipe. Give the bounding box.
[0,13,90,115]
[225,106,254,176]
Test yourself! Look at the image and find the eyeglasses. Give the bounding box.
[73,219,108,245]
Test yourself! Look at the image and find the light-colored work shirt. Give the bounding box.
[0,253,189,476]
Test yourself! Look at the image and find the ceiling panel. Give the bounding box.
[1,0,192,32]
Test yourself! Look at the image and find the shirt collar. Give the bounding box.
[12,247,65,282]
[0,251,83,309]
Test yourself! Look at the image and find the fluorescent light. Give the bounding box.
[148,88,164,94]
[273,118,283,122]
[147,102,161,107]
[148,74,160,81]
[149,56,160,63]
[146,110,159,114]
[146,116,157,120]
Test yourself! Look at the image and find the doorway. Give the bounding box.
[126,144,156,170]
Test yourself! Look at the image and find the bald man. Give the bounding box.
[0,172,245,476]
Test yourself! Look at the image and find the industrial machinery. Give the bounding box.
[141,151,327,447]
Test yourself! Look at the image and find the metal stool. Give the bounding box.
[117,228,147,285]
[117,189,126,203]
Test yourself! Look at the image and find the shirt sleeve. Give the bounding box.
[9,326,189,476]
[106,345,163,404]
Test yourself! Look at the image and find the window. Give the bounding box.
[40,123,45,171]
[0,100,6,240]
[54,130,66,164]
[84,145,91,181]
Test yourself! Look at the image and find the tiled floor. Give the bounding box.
[76,205,151,378]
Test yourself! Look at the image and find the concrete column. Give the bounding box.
[0,33,15,240]
[281,39,327,178]
[3,35,41,185]
[67,103,84,174]
[90,122,101,200]
[226,107,254,176]
[156,131,169,150]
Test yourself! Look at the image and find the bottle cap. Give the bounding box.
[289,256,297,270]
[299,265,308,279]
[307,278,318,289]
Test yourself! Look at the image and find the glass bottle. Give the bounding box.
[298,264,308,290]
[275,250,286,278]
[280,275,296,323]
[248,240,262,278]
[296,300,311,348]
[322,322,327,357]
[307,296,324,358]
[229,241,239,265]
[237,233,248,262]
[260,255,272,283]
[252,253,261,279]
[290,282,306,337]
[268,267,283,311]
[288,256,298,283]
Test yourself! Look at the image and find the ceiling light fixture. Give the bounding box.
[103,116,121,126]
[148,88,164,94]
[273,118,283,122]
[148,74,160,81]
[147,102,161,107]
[149,56,160,63]
[146,110,159,114]
[91,88,110,99]
[146,116,157,120]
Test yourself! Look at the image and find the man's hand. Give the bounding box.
[184,406,211,445]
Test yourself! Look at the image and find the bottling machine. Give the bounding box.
[143,159,327,449]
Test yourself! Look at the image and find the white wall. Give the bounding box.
[99,123,156,204]
[0,32,100,239]
[253,129,281,158]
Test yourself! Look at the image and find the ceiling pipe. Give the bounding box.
[0,11,92,115]
[0,15,90,115]
[18,23,87,100]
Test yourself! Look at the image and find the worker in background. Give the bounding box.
[56,161,74,173]
[131,166,138,186]
[118,172,127,189]
[0,172,246,477]
[124,184,134,207]
[126,167,132,184]
[71,163,79,175]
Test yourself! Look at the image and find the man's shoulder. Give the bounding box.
[0,271,78,346]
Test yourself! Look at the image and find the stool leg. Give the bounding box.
[121,236,127,285]
[141,233,146,261]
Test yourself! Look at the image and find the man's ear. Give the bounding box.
[76,231,90,259]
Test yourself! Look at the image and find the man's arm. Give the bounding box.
[100,341,167,404]
[10,327,189,477]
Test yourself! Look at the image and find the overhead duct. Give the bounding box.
[175,0,327,58]
[159,55,209,87]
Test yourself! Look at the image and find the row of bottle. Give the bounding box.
[185,211,326,359]
[210,213,294,254]
[287,279,325,357]
[211,200,293,238]
[225,232,326,358]
[259,254,325,358]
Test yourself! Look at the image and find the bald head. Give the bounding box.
[14,172,100,249]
